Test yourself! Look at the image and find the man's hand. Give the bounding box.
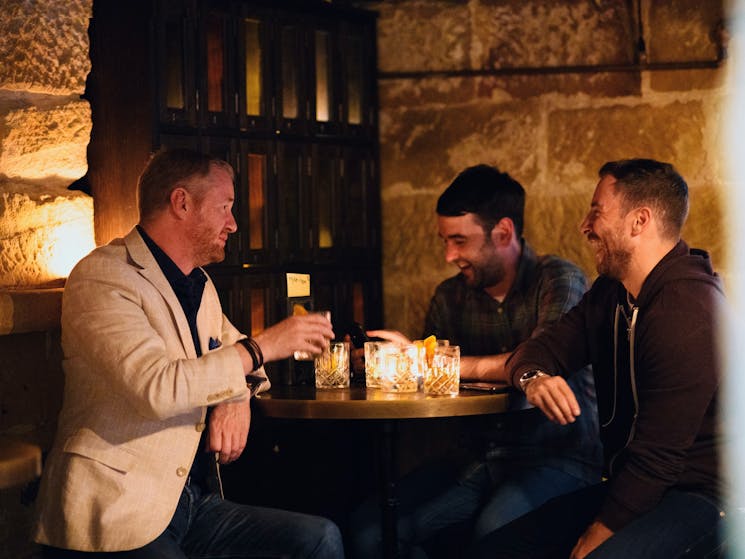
[366,329,411,345]
[206,398,251,464]
[524,374,580,425]
[253,313,334,363]
[570,521,614,559]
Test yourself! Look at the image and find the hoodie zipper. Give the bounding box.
[607,301,640,476]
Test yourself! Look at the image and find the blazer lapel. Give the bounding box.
[123,228,198,360]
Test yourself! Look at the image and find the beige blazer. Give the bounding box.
[33,228,268,551]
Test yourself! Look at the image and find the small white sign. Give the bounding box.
[286,273,311,298]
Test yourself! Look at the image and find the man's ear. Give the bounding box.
[630,207,651,237]
[490,217,515,247]
[169,187,189,219]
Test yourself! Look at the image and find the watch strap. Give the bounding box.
[518,369,549,392]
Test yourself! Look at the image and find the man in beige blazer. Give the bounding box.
[33,149,344,558]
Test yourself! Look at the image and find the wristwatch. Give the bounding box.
[518,369,549,392]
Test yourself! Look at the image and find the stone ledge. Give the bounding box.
[0,287,63,335]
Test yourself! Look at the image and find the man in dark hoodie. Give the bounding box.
[470,159,725,559]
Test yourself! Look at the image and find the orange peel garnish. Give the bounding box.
[422,334,437,365]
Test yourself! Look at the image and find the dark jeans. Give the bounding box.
[41,482,344,559]
[468,482,724,559]
[348,458,592,559]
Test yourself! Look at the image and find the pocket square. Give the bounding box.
[208,337,222,350]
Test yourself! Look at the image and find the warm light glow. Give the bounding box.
[244,19,262,116]
[315,30,330,122]
[319,224,333,247]
[250,288,265,337]
[379,344,420,393]
[43,218,95,279]
[247,153,265,249]
[346,36,363,125]
[281,27,299,119]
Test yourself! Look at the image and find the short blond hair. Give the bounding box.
[138,148,234,223]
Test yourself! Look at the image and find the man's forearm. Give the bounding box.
[460,353,512,382]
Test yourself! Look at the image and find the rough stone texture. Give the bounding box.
[380,72,642,110]
[471,0,635,69]
[366,1,472,72]
[647,0,724,63]
[381,101,542,193]
[0,100,91,180]
[381,192,451,332]
[0,179,94,288]
[0,0,92,94]
[380,77,479,110]
[548,101,709,193]
[650,67,726,93]
[366,0,636,74]
[473,71,642,102]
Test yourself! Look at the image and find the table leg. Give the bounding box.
[380,420,400,559]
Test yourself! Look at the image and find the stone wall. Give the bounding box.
[356,0,729,338]
[0,0,94,289]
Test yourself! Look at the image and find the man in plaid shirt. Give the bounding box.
[350,165,601,559]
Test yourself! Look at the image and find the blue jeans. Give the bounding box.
[42,482,344,558]
[468,482,724,559]
[348,458,591,559]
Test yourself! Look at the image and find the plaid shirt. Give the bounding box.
[424,241,602,483]
[423,241,587,353]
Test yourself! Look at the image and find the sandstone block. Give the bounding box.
[474,71,641,101]
[366,0,472,73]
[0,179,94,288]
[525,192,596,279]
[472,0,635,69]
[379,77,478,111]
[685,184,726,271]
[380,190,450,335]
[380,102,542,196]
[0,100,91,180]
[647,0,724,63]
[0,0,91,94]
[650,68,725,93]
[547,101,709,194]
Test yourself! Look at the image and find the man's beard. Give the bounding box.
[595,238,631,280]
[190,226,226,267]
[464,258,506,290]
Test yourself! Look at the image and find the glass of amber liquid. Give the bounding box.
[314,341,350,389]
[423,345,460,396]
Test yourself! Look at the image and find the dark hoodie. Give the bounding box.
[507,240,725,531]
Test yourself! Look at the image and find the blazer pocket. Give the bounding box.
[63,432,137,474]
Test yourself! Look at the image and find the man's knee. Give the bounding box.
[307,517,344,558]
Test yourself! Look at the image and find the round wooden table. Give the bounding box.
[0,436,42,489]
[255,384,512,559]
[255,384,510,419]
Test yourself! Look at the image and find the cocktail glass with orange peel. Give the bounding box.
[423,344,460,396]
